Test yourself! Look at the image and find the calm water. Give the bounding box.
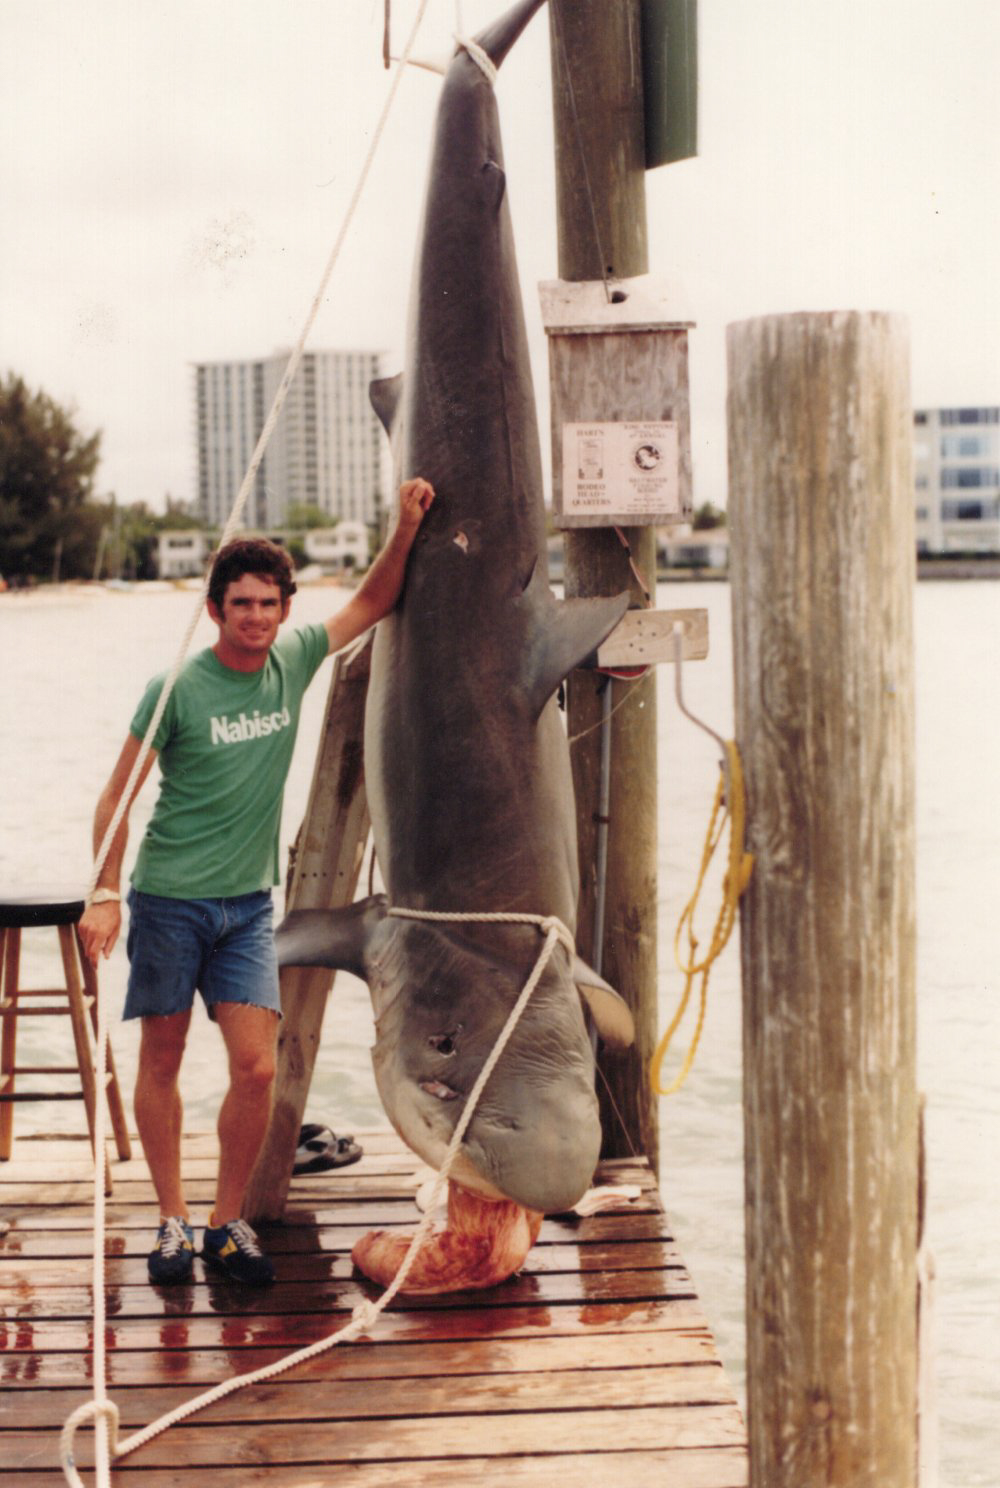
[1,578,998,1486]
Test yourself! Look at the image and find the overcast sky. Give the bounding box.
[2,0,997,513]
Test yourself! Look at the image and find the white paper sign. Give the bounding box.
[562,420,681,519]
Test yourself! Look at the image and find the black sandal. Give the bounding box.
[293,1124,363,1174]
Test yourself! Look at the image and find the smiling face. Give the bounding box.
[208,572,290,670]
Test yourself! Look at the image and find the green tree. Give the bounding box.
[692,501,727,531]
[0,374,102,579]
[285,502,331,530]
[158,496,208,531]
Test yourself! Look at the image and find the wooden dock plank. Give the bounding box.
[0,1132,746,1483]
[1,1268,701,1324]
[12,1406,748,1470]
[0,1296,713,1361]
[0,1173,659,1206]
[0,1210,677,1254]
[8,1361,738,1428]
[0,1200,664,1234]
[2,1450,750,1488]
[0,1239,690,1286]
[0,1327,722,1388]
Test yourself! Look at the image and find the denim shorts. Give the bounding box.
[124,888,281,1021]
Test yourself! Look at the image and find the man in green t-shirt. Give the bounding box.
[79,478,434,1287]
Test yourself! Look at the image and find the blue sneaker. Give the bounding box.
[202,1217,275,1286]
[148,1216,195,1284]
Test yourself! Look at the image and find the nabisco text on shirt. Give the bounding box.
[209,708,292,746]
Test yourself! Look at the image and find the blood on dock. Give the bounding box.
[1,1129,747,1486]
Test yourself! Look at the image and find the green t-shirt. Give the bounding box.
[129,623,329,899]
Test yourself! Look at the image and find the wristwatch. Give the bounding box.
[89,888,121,905]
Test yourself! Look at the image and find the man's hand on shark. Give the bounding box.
[398,476,435,530]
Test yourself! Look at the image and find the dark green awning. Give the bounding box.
[641,0,698,168]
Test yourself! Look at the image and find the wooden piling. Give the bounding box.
[548,0,648,285]
[564,527,660,1171]
[548,0,662,1170]
[727,311,918,1487]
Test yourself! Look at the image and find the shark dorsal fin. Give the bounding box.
[521,564,630,720]
[370,375,404,439]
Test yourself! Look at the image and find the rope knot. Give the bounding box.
[539,915,576,956]
[455,33,498,84]
[95,1399,121,1454]
[350,1300,380,1333]
[59,1398,121,1484]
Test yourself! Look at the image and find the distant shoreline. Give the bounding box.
[3,560,998,599]
[655,558,1000,583]
[914,557,1000,580]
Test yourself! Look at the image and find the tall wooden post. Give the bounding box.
[245,636,372,1222]
[727,311,918,1486]
[547,0,660,1168]
[549,1,648,284]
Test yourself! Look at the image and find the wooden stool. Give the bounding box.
[0,890,132,1192]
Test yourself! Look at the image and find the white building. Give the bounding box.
[658,527,729,571]
[303,521,370,572]
[194,350,385,531]
[914,407,1000,555]
[155,530,213,579]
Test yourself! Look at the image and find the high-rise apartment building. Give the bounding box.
[914,406,1000,555]
[195,349,385,530]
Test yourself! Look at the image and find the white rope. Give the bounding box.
[454,32,498,85]
[60,908,570,1480]
[391,907,575,948]
[61,4,437,1483]
[85,0,433,909]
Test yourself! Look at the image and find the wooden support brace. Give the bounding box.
[244,634,373,1222]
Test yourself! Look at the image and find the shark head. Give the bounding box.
[275,898,633,1214]
[366,914,600,1212]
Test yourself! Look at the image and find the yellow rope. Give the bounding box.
[650,739,754,1097]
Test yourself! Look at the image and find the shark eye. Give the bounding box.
[428,1031,459,1056]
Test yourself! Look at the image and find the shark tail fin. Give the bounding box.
[472,0,548,71]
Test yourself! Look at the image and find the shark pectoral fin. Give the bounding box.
[523,573,630,718]
[573,955,635,1049]
[370,374,404,439]
[275,895,387,978]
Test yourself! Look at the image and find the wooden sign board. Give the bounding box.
[562,419,681,521]
[541,275,695,530]
[589,606,708,670]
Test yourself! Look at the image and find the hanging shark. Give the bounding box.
[276,0,634,1291]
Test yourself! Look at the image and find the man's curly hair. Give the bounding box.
[208,538,298,611]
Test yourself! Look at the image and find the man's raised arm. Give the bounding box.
[324,477,434,655]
